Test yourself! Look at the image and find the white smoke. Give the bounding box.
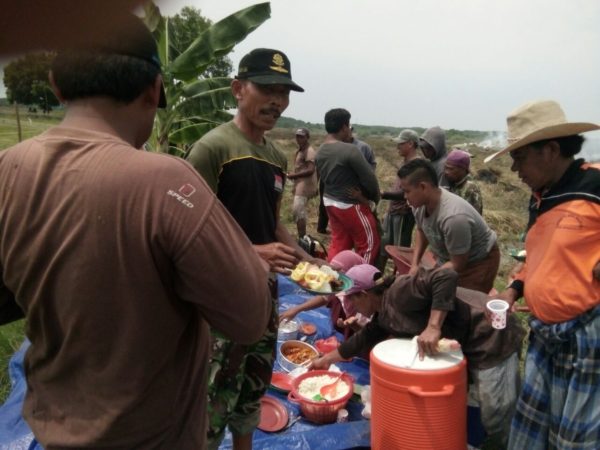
[478,131,507,150]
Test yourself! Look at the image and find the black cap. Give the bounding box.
[67,14,167,108]
[236,48,304,92]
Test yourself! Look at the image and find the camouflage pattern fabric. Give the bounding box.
[448,174,483,215]
[206,278,278,449]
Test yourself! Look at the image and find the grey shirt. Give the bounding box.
[316,141,380,204]
[351,137,376,170]
[414,189,496,264]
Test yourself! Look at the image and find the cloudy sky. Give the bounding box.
[1,0,599,136]
[153,0,600,133]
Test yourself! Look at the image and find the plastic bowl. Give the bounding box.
[287,370,354,424]
[278,340,318,372]
[278,319,299,341]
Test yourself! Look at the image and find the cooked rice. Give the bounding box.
[298,375,349,401]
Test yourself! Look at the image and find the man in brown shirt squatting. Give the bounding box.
[0,15,271,450]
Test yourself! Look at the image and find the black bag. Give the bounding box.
[298,235,328,259]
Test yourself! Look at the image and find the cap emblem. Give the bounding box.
[269,53,288,73]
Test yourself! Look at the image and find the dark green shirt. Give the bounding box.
[187,121,288,245]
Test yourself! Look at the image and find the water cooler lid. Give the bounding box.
[372,338,463,371]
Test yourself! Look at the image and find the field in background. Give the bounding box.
[0,113,529,431]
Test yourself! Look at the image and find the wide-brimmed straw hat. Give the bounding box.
[484,100,600,163]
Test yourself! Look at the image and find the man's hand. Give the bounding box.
[346,186,369,206]
[416,325,442,359]
[254,242,300,274]
[279,307,299,323]
[308,348,342,370]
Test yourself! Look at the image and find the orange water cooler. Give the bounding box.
[370,338,467,450]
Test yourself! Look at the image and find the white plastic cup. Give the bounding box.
[337,408,349,423]
[487,299,509,329]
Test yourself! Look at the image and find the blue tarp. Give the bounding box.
[0,275,371,449]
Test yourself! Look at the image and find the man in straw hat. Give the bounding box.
[0,15,271,449]
[486,99,600,449]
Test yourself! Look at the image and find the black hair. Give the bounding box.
[531,135,585,158]
[324,108,351,133]
[397,158,439,187]
[51,52,160,104]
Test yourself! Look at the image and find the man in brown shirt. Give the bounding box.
[0,15,270,449]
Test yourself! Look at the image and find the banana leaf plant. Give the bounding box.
[142,1,271,155]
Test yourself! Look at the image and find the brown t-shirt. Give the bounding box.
[293,145,318,197]
[0,126,271,449]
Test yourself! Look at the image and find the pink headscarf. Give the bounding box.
[330,250,365,272]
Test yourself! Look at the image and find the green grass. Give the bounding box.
[0,320,26,402]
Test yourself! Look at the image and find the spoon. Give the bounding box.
[319,373,344,398]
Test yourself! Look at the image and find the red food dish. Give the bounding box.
[315,336,340,354]
[270,371,293,392]
[300,322,317,336]
[257,396,289,432]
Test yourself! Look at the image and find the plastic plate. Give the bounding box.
[289,273,353,295]
[257,396,289,432]
[270,371,293,393]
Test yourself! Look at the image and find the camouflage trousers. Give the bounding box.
[206,278,278,450]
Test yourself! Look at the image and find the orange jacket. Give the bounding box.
[514,160,600,323]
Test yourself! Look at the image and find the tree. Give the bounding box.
[169,7,232,78]
[168,6,234,122]
[3,52,59,111]
[142,2,271,155]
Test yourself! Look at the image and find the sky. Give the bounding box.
[1,0,599,135]
[152,0,600,132]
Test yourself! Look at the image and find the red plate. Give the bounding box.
[271,371,292,392]
[257,396,289,432]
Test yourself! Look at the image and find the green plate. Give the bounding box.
[290,273,353,295]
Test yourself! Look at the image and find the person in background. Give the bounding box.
[280,250,367,338]
[442,149,483,215]
[485,99,600,449]
[317,125,377,235]
[311,264,525,446]
[187,48,318,450]
[399,159,499,294]
[287,127,318,237]
[380,129,421,260]
[419,126,448,181]
[350,126,377,171]
[0,15,271,449]
[316,108,381,265]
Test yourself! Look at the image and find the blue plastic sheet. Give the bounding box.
[0,275,371,449]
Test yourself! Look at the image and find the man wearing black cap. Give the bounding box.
[187,48,317,450]
[0,15,271,450]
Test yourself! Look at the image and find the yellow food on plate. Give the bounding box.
[291,262,340,293]
[291,261,310,282]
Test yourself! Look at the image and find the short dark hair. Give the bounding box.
[51,14,163,105]
[324,108,350,134]
[51,52,160,104]
[531,135,585,158]
[397,158,439,187]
